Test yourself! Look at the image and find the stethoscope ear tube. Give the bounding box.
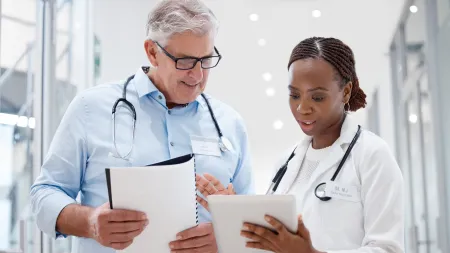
[314,125,362,201]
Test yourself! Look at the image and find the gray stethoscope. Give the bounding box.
[266,125,361,201]
[111,74,233,160]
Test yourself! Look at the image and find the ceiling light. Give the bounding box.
[249,14,259,21]
[265,87,275,97]
[0,113,35,128]
[262,72,272,82]
[28,117,36,129]
[258,39,266,46]
[410,5,418,13]
[0,113,18,126]
[409,114,418,124]
[17,116,29,128]
[273,120,284,130]
[312,10,321,18]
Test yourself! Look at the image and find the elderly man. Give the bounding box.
[30,0,254,252]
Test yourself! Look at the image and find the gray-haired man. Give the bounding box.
[30,0,255,252]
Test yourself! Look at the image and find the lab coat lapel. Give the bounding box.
[277,138,310,194]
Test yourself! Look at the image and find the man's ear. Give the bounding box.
[144,40,158,67]
[343,81,353,104]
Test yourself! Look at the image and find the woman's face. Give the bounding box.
[288,58,351,137]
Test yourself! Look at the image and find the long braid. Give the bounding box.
[288,37,367,112]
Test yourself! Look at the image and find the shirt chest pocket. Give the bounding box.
[193,151,239,187]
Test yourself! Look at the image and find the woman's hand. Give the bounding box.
[195,173,235,211]
[241,214,324,253]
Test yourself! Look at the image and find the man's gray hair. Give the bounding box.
[146,0,219,45]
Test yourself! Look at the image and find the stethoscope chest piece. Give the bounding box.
[219,136,233,152]
[315,182,331,201]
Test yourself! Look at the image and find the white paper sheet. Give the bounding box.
[106,154,198,253]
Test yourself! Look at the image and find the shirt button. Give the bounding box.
[170,142,174,146]
[158,95,162,99]
[168,110,171,115]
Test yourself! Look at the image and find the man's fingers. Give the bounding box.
[107,209,147,222]
[196,196,210,211]
[176,222,213,240]
[110,228,144,243]
[203,173,226,191]
[196,175,218,195]
[109,220,148,233]
[297,214,310,240]
[110,240,133,250]
[227,183,235,194]
[169,234,211,250]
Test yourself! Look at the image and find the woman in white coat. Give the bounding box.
[196,37,404,253]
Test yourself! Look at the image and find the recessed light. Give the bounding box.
[17,116,29,128]
[28,117,36,129]
[273,120,284,130]
[249,14,259,21]
[409,114,418,123]
[262,72,272,82]
[258,39,266,46]
[266,87,275,97]
[410,5,418,13]
[312,10,321,18]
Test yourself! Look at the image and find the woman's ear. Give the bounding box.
[144,40,159,67]
[343,81,353,104]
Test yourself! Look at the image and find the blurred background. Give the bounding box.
[0,0,449,252]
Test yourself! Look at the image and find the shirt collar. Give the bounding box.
[133,66,206,108]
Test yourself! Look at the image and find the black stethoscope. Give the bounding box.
[266,125,362,201]
[111,72,233,160]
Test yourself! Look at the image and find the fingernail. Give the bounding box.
[176,235,182,240]
[141,214,147,219]
[242,225,248,230]
[144,220,149,226]
[265,216,271,222]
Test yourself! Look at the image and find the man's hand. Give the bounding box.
[196,173,235,211]
[169,222,217,253]
[88,203,149,250]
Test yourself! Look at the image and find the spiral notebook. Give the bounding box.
[105,154,198,253]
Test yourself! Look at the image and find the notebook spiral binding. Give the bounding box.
[193,154,199,225]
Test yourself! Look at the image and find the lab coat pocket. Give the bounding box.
[318,194,364,234]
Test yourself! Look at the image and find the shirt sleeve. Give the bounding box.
[327,140,405,253]
[30,94,89,239]
[230,115,255,195]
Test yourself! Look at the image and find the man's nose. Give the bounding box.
[188,62,203,82]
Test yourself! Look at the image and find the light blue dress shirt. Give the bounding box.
[30,67,255,253]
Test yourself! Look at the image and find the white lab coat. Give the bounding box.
[270,115,405,253]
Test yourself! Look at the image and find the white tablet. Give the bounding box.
[207,195,298,253]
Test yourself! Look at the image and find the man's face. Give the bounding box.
[146,31,217,106]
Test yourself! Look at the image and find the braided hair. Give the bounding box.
[287,37,367,112]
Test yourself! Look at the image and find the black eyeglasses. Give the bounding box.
[154,41,222,70]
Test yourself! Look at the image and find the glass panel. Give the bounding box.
[419,74,441,253]
[406,90,429,253]
[0,0,37,252]
[437,0,450,28]
[404,0,427,76]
